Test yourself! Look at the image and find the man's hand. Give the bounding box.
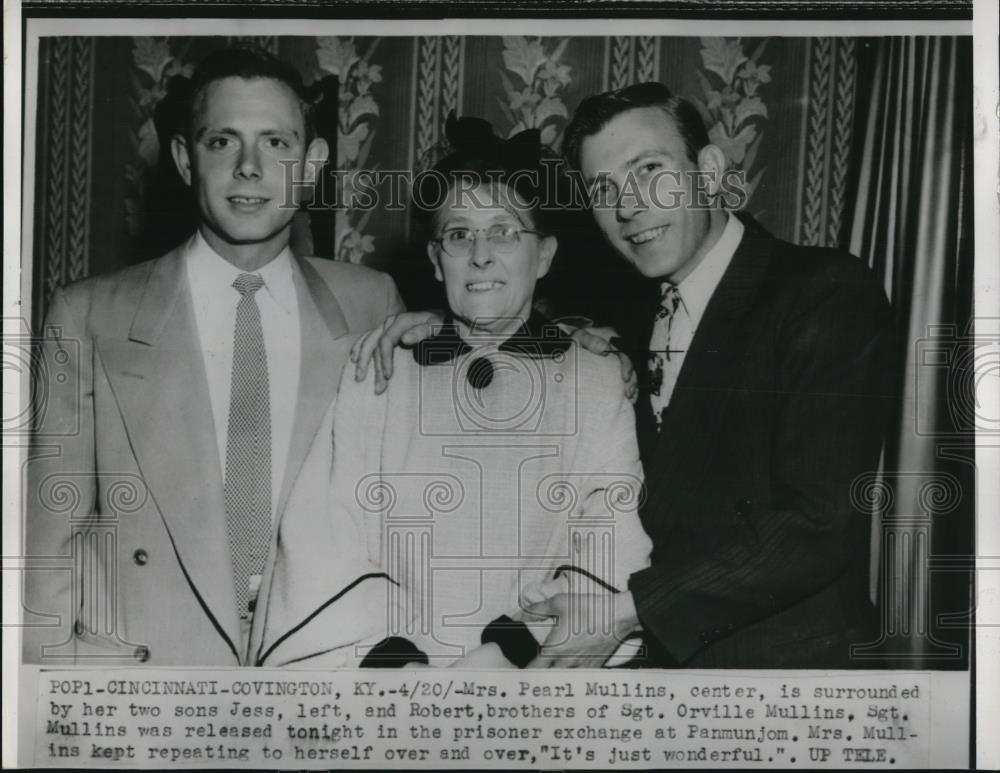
[564,324,637,404]
[349,310,443,393]
[522,590,640,668]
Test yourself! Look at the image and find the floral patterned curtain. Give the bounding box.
[33,34,811,326]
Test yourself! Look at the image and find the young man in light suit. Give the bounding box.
[23,46,404,667]
[358,82,895,669]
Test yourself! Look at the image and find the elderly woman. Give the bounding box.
[333,115,651,669]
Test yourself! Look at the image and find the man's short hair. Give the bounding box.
[562,81,709,171]
[182,44,315,141]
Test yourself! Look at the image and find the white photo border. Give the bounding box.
[4,3,996,769]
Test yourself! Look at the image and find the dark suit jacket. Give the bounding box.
[624,218,895,668]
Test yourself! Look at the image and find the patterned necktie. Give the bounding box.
[648,282,683,430]
[225,273,271,619]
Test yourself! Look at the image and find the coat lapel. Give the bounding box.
[250,400,392,667]
[642,225,774,527]
[274,257,351,519]
[96,248,241,659]
[249,256,358,663]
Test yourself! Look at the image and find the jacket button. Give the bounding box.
[735,498,753,516]
[134,646,150,663]
[133,549,148,566]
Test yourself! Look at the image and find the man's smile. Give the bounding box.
[625,223,670,245]
[228,195,269,209]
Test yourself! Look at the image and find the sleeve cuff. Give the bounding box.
[360,637,428,668]
[628,565,706,664]
[481,615,540,668]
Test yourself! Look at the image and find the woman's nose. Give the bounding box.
[469,233,494,267]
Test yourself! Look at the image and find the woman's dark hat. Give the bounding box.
[441,112,542,174]
[411,111,554,222]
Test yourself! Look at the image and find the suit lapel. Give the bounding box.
[629,287,662,464]
[250,400,391,667]
[274,257,351,520]
[249,256,356,662]
[96,248,241,659]
[642,225,774,526]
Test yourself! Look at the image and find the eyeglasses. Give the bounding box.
[434,225,541,259]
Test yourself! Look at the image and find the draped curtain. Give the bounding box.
[844,36,974,668]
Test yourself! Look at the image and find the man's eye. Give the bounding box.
[593,182,616,199]
[640,161,661,174]
[206,137,232,150]
[265,137,290,149]
[444,229,471,242]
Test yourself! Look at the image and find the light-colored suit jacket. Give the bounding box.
[22,243,404,667]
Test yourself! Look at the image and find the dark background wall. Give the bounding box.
[31,34,857,330]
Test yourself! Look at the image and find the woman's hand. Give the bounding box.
[523,590,641,669]
[518,575,569,607]
[349,311,444,393]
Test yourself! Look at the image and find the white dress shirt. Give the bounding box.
[650,213,745,411]
[185,232,301,519]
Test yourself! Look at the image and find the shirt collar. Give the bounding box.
[187,230,297,315]
[672,212,744,329]
[413,310,572,366]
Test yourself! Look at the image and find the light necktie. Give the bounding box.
[648,282,683,429]
[225,273,272,619]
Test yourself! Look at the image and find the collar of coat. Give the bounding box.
[412,310,572,366]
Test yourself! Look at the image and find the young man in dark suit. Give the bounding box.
[354,82,895,669]
[535,82,895,668]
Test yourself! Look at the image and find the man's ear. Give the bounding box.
[536,235,557,280]
[302,137,330,184]
[171,135,193,187]
[426,241,444,282]
[696,144,729,198]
